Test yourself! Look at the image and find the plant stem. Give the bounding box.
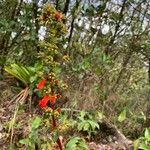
[52,112,63,150]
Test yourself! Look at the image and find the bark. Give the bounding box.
[55,0,59,10]
[67,0,81,55]
[63,0,70,15]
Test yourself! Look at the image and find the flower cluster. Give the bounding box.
[38,4,67,68]
[40,4,63,22]
[37,79,61,111]
[54,11,62,21]
[37,78,63,150]
[36,4,69,150]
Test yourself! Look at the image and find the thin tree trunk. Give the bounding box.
[113,50,133,90]
[33,0,40,52]
[105,0,127,55]
[148,58,150,86]
[63,0,70,15]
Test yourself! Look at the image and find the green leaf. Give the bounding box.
[53,131,59,142]
[34,62,43,71]
[65,137,89,150]
[53,66,61,74]
[118,109,126,122]
[19,138,30,145]
[139,144,150,150]
[133,139,140,150]
[78,122,85,131]
[29,75,38,83]
[31,117,42,130]
[78,140,89,150]
[4,63,33,86]
[80,111,86,118]
[102,53,107,62]
[83,122,90,131]
[145,128,150,141]
[65,137,80,150]
[88,120,99,130]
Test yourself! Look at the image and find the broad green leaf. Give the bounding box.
[34,62,43,71]
[31,117,42,129]
[29,75,38,83]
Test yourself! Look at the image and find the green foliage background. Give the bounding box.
[0,0,150,144]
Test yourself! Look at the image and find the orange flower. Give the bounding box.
[37,80,46,90]
[49,95,56,103]
[39,96,49,109]
[54,12,62,21]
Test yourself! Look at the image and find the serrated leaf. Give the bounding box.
[78,141,89,150]
[65,137,80,150]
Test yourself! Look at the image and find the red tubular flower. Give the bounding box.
[56,108,61,113]
[49,95,56,103]
[39,96,49,109]
[37,80,46,90]
[54,12,62,21]
[51,104,55,109]
[56,93,61,99]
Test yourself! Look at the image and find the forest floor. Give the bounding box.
[0,81,133,150]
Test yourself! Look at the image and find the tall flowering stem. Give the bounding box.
[37,79,63,149]
[36,4,69,150]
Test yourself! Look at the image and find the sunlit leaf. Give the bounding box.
[118,109,126,122]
